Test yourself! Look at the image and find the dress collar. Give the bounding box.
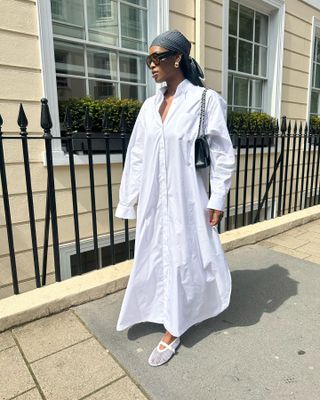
[158,78,192,100]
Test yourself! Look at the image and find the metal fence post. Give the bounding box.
[0,114,19,294]
[41,98,61,282]
[18,103,41,288]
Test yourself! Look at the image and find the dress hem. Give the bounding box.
[116,298,231,337]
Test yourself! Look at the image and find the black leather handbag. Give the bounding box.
[195,88,210,169]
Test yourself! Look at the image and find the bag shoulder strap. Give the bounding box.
[197,88,208,138]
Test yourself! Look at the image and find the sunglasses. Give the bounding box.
[146,50,177,69]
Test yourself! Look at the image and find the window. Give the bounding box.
[96,0,113,21]
[38,0,168,163]
[228,1,269,113]
[51,0,65,20]
[70,239,135,275]
[310,35,320,118]
[51,0,148,102]
[59,229,136,279]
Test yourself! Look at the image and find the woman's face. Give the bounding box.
[148,46,181,83]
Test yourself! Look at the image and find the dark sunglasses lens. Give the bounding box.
[146,55,160,68]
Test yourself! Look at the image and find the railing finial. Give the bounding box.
[84,107,92,133]
[281,115,287,133]
[119,107,126,134]
[102,110,109,133]
[64,106,73,133]
[18,103,28,135]
[40,98,53,135]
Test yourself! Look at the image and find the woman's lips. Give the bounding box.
[152,72,159,79]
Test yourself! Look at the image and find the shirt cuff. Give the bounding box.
[207,194,225,212]
[115,203,136,219]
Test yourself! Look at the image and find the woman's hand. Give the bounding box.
[208,209,224,226]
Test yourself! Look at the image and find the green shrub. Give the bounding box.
[227,111,277,132]
[310,115,320,130]
[59,97,142,133]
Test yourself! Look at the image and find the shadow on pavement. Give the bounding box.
[126,263,299,347]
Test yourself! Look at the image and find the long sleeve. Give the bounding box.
[205,91,235,211]
[115,106,145,220]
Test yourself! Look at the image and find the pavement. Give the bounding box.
[1,219,320,400]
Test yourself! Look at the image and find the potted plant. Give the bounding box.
[309,115,320,146]
[227,111,277,148]
[58,97,142,154]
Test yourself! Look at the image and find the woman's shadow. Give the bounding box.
[127,264,299,347]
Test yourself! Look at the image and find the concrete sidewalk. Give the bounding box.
[1,220,320,399]
[74,244,320,400]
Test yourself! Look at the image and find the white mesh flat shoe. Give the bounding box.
[148,337,181,367]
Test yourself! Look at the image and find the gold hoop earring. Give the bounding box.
[174,61,180,68]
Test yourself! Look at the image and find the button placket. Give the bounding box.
[160,123,170,322]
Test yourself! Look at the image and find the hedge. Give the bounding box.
[227,111,277,132]
[59,97,278,134]
[59,97,142,133]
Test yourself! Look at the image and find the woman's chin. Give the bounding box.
[153,75,163,83]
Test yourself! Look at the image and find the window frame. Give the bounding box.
[307,17,320,122]
[37,0,169,166]
[227,2,269,114]
[222,0,285,122]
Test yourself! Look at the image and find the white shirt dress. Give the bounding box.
[115,78,235,338]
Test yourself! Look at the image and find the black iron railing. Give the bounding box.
[0,99,320,296]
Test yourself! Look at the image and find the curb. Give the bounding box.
[1,205,320,332]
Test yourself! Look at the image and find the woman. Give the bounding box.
[115,29,235,367]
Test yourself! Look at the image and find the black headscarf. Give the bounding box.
[150,29,205,87]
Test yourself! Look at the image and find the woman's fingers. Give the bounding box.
[208,209,224,226]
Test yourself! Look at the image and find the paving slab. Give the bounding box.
[0,346,35,400]
[263,244,310,259]
[85,376,148,399]
[74,245,320,400]
[14,388,43,399]
[13,310,92,362]
[30,337,125,400]
[0,330,15,352]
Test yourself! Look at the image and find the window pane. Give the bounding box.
[311,91,319,114]
[228,37,237,70]
[51,0,64,20]
[250,79,262,108]
[119,54,146,83]
[315,64,320,89]
[238,40,252,73]
[51,0,85,39]
[233,106,248,113]
[239,5,253,41]
[255,12,268,45]
[54,41,85,76]
[234,77,249,106]
[121,3,147,51]
[121,84,146,101]
[315,37,320,63]
[229,1,238,36]
[125,0,147,6]
[228,74,233,105]
[57,77,86,101]
[87,47,117,79]
[87,0,119,46]
[254,45,267,76]
[89,80,117,99]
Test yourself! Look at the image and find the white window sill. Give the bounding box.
[42,150,123,166]
[42,147,276,167]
